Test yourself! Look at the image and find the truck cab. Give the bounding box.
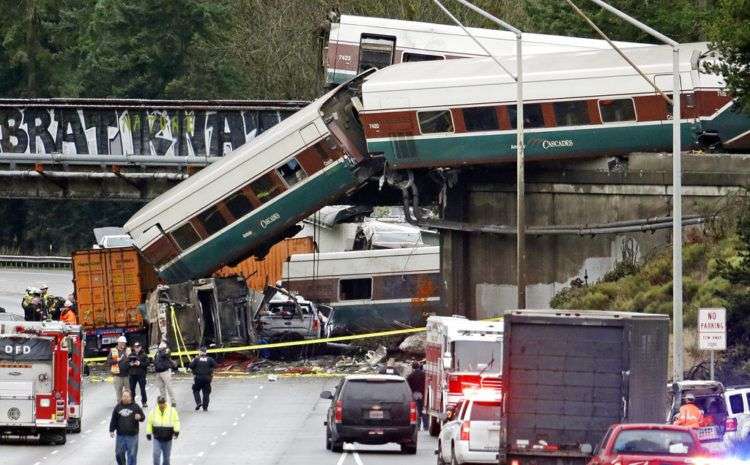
[425,316,503,437]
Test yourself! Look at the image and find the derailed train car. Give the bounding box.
[126,42,750,283]
[124,72,379,283]
[323,14,647,85]
[359,42,750,169]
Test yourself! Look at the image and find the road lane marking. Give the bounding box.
[232,422,238,426]
[33,462,40,465]
[336,453,348,465]
[353,452,365,465]
[210,441,216,446]
[51,450,58,455]
[84,429,92,434]
[221,431,227,436]
[240,413,246,418]
[259,386,263,390]
[253,395,258,399]
[197,451,205,457]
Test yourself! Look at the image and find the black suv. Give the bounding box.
[321,374,418,454]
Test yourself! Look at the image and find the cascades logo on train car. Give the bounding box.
[260,213,280,229]
[542,139,574,149]
[513,139,575,150]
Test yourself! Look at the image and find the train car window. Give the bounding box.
[418,110,454,134]
[462,107,499,132]
[143,236,179,266]
[198,206,228,236]
[224,192,254,220]
[171,223,201,251]
[508,104,545,129]
[276,159,307,188]
[358,35,396,73]
[599,98,636,123]
[250,172,285,204]
[553,100,591,126]
[339,278,372,301]
[402,52,444,62]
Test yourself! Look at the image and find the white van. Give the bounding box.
[724,386,750,448]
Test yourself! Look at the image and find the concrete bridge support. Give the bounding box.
[439,153,750,318]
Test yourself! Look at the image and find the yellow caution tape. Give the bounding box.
[83,316,503,363]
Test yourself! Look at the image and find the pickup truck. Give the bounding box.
[254,286,322,342]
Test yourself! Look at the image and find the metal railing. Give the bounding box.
[0,255,72,269]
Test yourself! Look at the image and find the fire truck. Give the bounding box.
[424,316,503,436]
[0,321,84,444]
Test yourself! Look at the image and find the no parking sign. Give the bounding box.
[698,307,726,351]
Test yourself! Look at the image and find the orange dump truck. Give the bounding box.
[72,247,159,355]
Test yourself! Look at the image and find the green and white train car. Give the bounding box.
[124,73,376,283]
[359,42,750,168]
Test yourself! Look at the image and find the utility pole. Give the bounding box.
[435,0,526,307]
[583,0,683,380]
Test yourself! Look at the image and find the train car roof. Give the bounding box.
[123,88,335,233]
[337,14,649,52]
[362,42,710,105]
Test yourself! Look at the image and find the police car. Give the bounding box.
[437,389,501,464]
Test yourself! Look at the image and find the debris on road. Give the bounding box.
[365,345,387,366]
[398,332,426,355]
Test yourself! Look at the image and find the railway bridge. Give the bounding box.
[0,98,306,200]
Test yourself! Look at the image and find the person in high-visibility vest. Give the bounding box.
[60,300,78,325]
[146,396,180,465]
[674,393,704,428]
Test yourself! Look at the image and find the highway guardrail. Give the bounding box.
[0,254,72,269]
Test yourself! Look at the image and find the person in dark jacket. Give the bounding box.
[128,342,150,408]
[189,347,217,411]
[109,390,144,465]
[407,361,428,430]
[153,342,178,407]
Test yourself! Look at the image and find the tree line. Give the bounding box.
[0,0,747,255]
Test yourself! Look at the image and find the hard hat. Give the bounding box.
[159,342,168,350]
[684,393,696,402]
[39,284,48,290]
[117,336,127,344]
[25,286,33,293]
[63,300,73,308]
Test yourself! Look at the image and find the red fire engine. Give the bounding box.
[0,321,84,444]
[424,316,503,436]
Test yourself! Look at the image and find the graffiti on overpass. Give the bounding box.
[0,107,296,157]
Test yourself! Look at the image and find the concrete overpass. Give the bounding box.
[0,98,306,200]
[409,153,750,317]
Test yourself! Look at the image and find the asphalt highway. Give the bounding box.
[0,268,73,316]
[2,375,438,465]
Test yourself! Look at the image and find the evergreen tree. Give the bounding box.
[706,0,750,113]
[77,0,244,99]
